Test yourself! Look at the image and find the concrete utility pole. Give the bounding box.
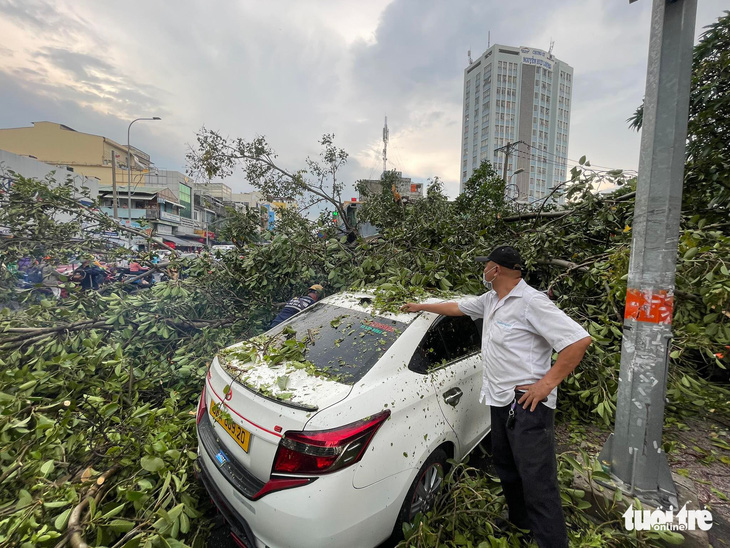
[599,0,697,509]
[127,117,160,249]
[495,141,525,199]
[382,116,389,174]
[495,141,524,183]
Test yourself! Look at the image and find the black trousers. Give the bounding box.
[490,401,568,548]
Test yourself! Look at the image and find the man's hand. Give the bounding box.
[399,302,465,316]
[516,381,553,412]
[516,336,592,412]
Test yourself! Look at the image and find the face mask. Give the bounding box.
[482,266,497,291]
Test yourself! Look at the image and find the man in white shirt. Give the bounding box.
[402,245,591,548]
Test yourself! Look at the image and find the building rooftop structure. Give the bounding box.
[358,171,423,203]
[0,121,152,188]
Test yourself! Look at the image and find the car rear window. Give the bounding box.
[268,303,407,384]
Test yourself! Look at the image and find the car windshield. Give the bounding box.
[267,303,407,384]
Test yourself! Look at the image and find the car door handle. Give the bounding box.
[443,387,463,407]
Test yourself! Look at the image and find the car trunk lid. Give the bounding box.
[205,297,410,483]
[206,355,351,483]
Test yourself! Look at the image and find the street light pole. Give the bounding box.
[127,117,161,249]
[506,168,524,201]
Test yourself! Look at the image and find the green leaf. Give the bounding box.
[108,519,135,533]
[562,455,583,472]
[54,508,72,531]
[140,456,165,473]
[657,530,686,545]
[101,503,126,519]
[43,500,71,509]
[167,503,185,521]
[683,247,698,260]
[40,460,55,476]
[137,479,154,491]
[591,471,612,481]
[102,403,119,418]
[16,489,32,510]
[179,512,190,534]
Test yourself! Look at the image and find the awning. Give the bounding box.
[158,197,184,208]
[162,235,203,248]
[98,191,156,200]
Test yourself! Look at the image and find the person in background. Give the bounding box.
[40,258,62,298]
[269,284,325,329]
[74,259,94,290]
[24,259,43,286]
[74,258,105,290]
[17,257,32,273]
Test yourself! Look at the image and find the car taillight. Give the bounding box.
[196,384,208,425]
[272,410,390,475]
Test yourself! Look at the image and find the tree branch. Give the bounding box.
[68,465,121,548]
[538,258,590,273]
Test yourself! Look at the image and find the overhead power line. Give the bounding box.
[522,142,638,173]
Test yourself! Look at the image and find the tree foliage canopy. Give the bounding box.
[628,10,730,213]
[187,130,355,232]
[2,153,729,548]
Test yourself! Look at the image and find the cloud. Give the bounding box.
[0,0,71,32]
[35,48,113,81]
[5,48,169,123]
[0,0,728,202]
[0,0,96,44]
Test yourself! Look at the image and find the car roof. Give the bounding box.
[322,291,477,325]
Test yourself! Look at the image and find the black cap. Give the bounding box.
[476,245,523,271]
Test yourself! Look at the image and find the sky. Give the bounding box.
[0,0,726,200]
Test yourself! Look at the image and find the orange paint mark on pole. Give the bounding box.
[624,288,674,324]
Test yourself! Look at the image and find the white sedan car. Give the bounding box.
[195,292,490,548]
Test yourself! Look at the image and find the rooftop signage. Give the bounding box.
[520,47,554,71]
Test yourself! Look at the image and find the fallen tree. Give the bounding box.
[2,152,728,548]
[2,15,730,541]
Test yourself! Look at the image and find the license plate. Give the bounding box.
[210,399,251,453]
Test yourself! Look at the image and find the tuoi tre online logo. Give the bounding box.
[623,504,713,531]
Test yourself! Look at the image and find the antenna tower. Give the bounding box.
[468,49,473,64]
[382,116,389,174]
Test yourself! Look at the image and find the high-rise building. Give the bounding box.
[459,45,573,203]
